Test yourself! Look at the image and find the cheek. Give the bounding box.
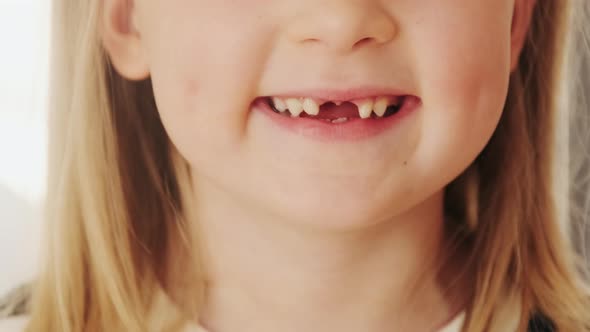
[139,1,275,162]
[141,0,276,82]
[409,5,513,173]
[414,5,512,110]
[143,3,267,104]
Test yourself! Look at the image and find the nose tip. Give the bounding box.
[286,2,398,54]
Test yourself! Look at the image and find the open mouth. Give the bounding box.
[264,95,406,124]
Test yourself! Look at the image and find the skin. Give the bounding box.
[102,1,535,331]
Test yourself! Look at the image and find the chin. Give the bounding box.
[272,193,397,232]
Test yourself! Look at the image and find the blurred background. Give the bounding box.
[0,0,49,295]
[0,1,588,297]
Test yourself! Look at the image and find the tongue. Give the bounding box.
[305,102,359,120]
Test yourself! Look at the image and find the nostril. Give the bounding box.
[301,38,321,45]
[353,37,376,49]
[285,3,398,54]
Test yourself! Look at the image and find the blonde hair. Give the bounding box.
[24,1,590,331]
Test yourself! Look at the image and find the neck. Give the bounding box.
[187,182,464,332]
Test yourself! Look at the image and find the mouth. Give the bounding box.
[253,91,420,142]
[264,95,406,124]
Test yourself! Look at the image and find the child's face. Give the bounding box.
[113,1,531,228]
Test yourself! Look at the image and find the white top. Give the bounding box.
[437,312,466,332]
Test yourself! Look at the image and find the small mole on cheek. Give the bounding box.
[403,161,408,166]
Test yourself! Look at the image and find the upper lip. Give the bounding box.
[264,86,414,103]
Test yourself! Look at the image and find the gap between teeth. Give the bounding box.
[271,96,398,119]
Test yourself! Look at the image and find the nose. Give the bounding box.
[285,0,398,54]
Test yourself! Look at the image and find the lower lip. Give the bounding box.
[253,97,420,142]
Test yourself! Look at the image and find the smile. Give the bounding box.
[253,91,421,142]
[266,95,406,123]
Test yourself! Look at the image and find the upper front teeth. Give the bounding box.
[353,99,374,119]
[271,96,398,118]
[302,98,320,116]
[285,98,303,117]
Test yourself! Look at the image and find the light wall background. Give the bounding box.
[0,0,49,295]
